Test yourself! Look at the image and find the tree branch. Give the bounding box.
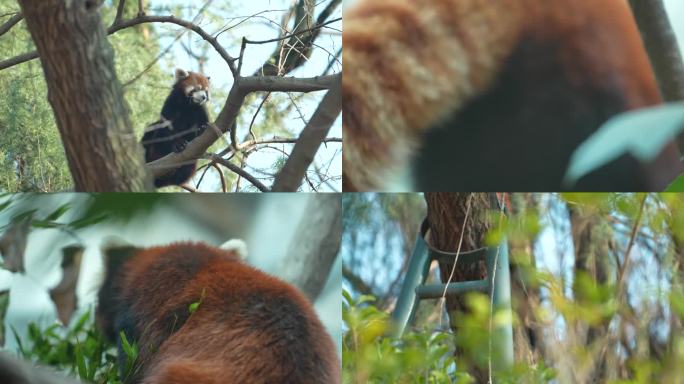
[113,0,125,26]
[0,352,81,383]
[253,0,341,76]
[239,74,337,93]
[1,13,238,75]
[272,73,341,191]
[628,0,684,153]
[145,74,339,184]
[280,194,341,300]
[209,154,268,192]
[238,136,341,152]
[0,12,22,38]
[108,14,237,76]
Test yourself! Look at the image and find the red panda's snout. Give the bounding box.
[174,68,211,105]
[190,90,208,105]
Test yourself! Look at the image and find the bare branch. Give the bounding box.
[0,50,37,71]
[239,136,341,152]
[113,0,125,26]
[253,0,341,76]
[243,17,341,45]
[272,74,341,191]
[0,12,22,38]
[1,13,238,75]
[210,154,269,192]
[239,74,338,93]
[108,14,237,76]
[138,0,146,17]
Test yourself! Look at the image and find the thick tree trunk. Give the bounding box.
[18,0,152,191]
[628,0,684,152]
[424,192,493,382]
[568,205,612,381]
[280,194,342,301]
[0,352,80,384]
[507,194,543,365]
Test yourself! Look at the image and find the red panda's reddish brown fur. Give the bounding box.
[343,0,682,191]
[96,242,340,384]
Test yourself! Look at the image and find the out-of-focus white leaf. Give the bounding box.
[564,102,684,185]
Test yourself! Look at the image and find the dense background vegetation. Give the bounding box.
[343,193,684,383]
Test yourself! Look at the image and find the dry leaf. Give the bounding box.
[49,245,84,325]
[0,214,33,273]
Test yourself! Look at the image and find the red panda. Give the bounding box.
[96,241,340,384]
[142,69,211,188]
[342,0,683,191]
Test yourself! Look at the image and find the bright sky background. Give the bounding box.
[664,0,684,55]
[148,0,342,191]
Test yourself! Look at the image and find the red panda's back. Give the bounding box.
[99,243,340,384]
[343,0,682,191]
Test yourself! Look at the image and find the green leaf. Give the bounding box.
[44,203,70,221]
[119,331,137,359]
[30,220,61,229]
[11,325,27,357]
[665,173,684,192]
[68,213,108,230]
[0,200,12,213]
[188,301,200,314]
[75,342,88,379]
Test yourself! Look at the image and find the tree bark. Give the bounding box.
[18,0,151,191]
[628,0,684,152]
[424,192,493,383]
[568,205,612,382]
[507,194,543,365]
[0,352,80,384]
[280,194,342,301]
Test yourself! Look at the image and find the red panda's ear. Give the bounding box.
[220,238,247,260]
[175,68,189,82]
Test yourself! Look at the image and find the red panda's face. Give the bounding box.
[174,68,211,105]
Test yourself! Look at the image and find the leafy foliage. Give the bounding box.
[12,310,122,383]
[343,193,684,383]
[343,290,460,383]
[342,290,556,384]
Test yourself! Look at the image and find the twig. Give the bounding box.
[109,14,237,76]
[616,194,648,294]
[243,17,341,45]
[211,162,226,192]
[209,154,268,192]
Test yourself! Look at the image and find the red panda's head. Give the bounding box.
[174,68,210,105]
